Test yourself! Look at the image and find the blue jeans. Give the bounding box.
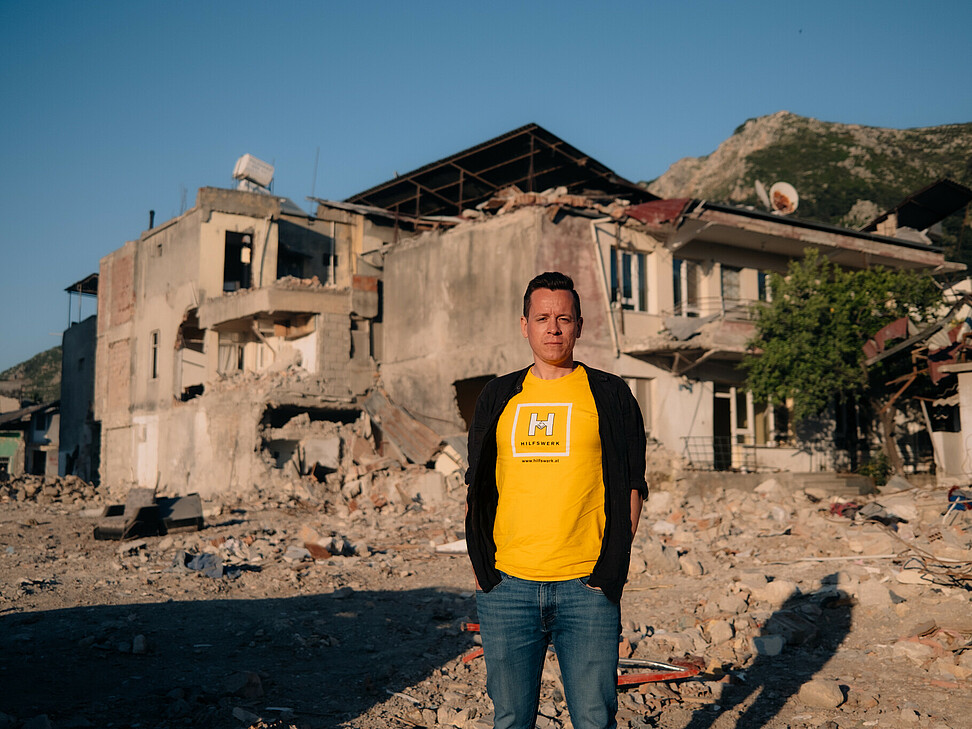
[476,572,621,729]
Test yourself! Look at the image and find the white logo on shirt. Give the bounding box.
[528,412,555,436]
[511,403,571,457]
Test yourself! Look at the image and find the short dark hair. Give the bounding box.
[523,271,581,319]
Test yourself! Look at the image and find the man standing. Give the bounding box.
[465,271,648,729]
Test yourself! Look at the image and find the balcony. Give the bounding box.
[663,296,761,321]
[198,284,351,330]
[619,297,760,365]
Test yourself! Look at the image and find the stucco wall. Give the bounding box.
[380,209,671,433]
[153,392,266,497]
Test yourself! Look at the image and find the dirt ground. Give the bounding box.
[1,474,970,729]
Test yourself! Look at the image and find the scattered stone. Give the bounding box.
[754,478,785,497]
[856,579,893,609]
[716,592,748,615]
[751,579,799,607]
[678,554,704,577]
[797,679,844,708]
[644,491,674,516]
[651,520,676,536]
[705,620,734,644]
[752,634,785,656]
[892,640,937,665]
[284,545,312,562]
[899,707,922,723]
[642,541,680,574]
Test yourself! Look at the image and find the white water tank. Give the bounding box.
[232,154,274,189]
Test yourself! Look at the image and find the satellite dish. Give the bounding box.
[755,180,771,210]
[769,181,799,215]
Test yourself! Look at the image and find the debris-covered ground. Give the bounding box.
[1,471,971,729]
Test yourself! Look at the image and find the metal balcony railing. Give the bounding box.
[682,436,743,471]
[663,297,763,320]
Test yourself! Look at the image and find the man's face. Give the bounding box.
[520,288,582,367]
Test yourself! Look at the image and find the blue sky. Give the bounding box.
[1,0,970,372]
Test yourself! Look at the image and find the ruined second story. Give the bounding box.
[93,187,397,431]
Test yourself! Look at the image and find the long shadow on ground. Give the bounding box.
[681,573,853,729]
[1,587,475,727]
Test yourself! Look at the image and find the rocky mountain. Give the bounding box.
[644,111,972,266]
[0,346,61,405]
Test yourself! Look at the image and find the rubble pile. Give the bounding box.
[1,469,971,728]
[0,473,101,506]
[255,406,465,518]
[461,185,631,221]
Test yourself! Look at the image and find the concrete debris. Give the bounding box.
[94,490,204,540]
[475,185,631,220]
[363,388,442,466]
[797,679,845,708]
[0,473,101,506]
[173,550,241,579]
[435,539,468,554]
[3,468,972,728]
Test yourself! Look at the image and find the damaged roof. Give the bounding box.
[0,400,59,427]
[861,178,972,233]
[630,199,964,273]
[345,123,657,217]
[64,273,99,296]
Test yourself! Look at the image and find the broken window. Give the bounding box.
[176,309,205,399]
[454,376,496,430]
[673,259,700,316]
[276,243,307,279]
[610,248,648,312]
[217,331,245,374]
[276,220,338,285]
[150,330,160,379]
[223,232,253,292]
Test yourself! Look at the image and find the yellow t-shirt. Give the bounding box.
[493,365,605,580]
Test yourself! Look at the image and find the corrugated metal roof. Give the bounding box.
[625,198,692,226]
[346,123,656,218]
[64,273,99,295]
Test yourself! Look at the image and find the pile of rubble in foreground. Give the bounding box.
[1,469,971,729]
[372,474,972,729]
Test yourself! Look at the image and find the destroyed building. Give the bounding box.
[89,126,968,495]
[348,126,967,476]
[94,182,393,497]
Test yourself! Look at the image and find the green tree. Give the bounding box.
[743,249,943,471]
